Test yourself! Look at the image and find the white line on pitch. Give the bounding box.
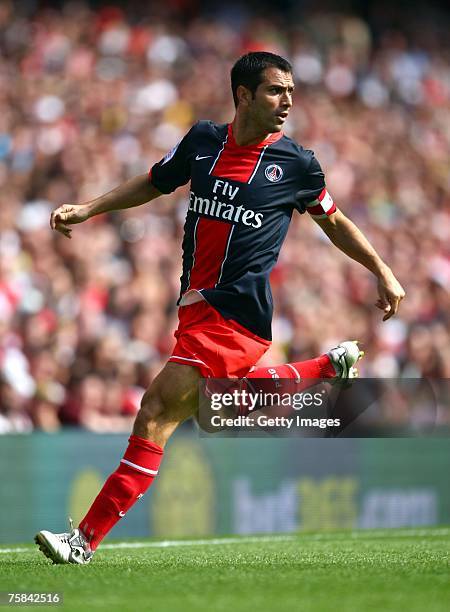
[100,527,449,549]
[0,534,295,554]
[102,535,295,550]
[1,528,449,554]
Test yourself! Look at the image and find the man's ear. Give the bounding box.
[236,85,253,107]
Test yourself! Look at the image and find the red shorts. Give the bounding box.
[169,301,270,378]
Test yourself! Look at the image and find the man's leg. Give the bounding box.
[248,353,335,383]
[35,362,200,564]
[247,340,362,385]
[238,341,363,416]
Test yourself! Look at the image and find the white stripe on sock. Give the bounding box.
[120,459,158,476]
[286,363,301,383]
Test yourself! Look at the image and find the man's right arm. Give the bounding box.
[50,174,162,238]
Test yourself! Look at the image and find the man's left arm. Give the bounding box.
[313,209,406,321]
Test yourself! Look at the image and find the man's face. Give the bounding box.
[246,67,294,132]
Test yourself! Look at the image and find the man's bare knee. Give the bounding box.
[132,363,200,444]
[133,384,167,439]
[137,386,164,422]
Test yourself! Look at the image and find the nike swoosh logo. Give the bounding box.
[195,155,213,161]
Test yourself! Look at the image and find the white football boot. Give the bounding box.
[327,340,364,384]
[35,518,93,565]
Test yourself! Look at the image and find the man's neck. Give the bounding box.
[231,116,272,147]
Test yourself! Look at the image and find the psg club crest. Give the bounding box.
[265,164,283,182]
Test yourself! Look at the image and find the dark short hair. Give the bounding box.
[230,51,292,107]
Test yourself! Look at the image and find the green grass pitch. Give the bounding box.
[1,529,449,612]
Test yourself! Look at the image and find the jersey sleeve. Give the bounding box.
[149,124,197,194]
[294,155,337,218]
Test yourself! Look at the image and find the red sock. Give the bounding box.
[79,435,163,551]
[240,354,336,416]
[248,353,336,382]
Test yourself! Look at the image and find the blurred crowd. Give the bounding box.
[0,1,449,433]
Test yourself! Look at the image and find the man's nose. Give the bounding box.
[281,92,292,108]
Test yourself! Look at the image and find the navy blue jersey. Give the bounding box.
[150,121,336,340]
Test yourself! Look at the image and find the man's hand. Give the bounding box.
[376,269,406,321]
[49,175,162,238]
[50,204,91,239]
